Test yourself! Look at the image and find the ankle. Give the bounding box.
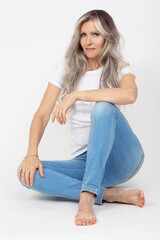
[80,191,95,204]
[80,191,96,198]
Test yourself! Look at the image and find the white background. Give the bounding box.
[0,0,160,239]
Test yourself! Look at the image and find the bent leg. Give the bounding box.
[102,106,145,187]
[81,102,145,203]
[81,102,117,197]
[17,152,105,205]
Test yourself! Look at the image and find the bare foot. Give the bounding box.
[75,191,97,226]
[103,187,146,208]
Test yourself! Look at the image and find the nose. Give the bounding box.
[85,35,93,45]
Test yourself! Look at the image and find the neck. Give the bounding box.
[87,58,100,71]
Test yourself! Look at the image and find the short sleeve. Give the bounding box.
[118,65,136,82]
[48,60,65,89]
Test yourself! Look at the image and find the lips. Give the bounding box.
[86,48,96,51]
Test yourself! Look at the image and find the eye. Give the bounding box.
[80,33,86,37]
[93,33,100,37]
[80,32,100,38]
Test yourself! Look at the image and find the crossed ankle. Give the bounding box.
[81,191,96,198]
[80,191,96,204]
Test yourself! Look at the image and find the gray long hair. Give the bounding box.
[57,9,129,116]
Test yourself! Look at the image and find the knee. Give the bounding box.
[128,151,145,180]
[91,102,116,119]
[17,165,42,189]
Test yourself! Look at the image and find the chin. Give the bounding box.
[85,53,98,58]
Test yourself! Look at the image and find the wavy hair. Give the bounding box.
[57,9,129,116]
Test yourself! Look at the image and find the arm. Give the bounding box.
[26,83,61,156]
[74,74,137,105]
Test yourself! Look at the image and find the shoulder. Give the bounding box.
[48,59,65,89]
[118,64,136,81]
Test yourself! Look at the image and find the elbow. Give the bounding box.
[34,112,49,124]
[128,88,138,104]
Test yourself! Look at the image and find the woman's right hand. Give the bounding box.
[18,156,44,187]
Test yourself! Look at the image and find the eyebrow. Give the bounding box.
[80,31,99,34]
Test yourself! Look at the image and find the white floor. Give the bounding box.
[1,171,160,240]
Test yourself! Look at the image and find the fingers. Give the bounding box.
[20,169,35,186]
[18,157,44,187]
[38,163,44,177]
[19,166,44,187]
[21,170,26,185]
[25,171,30,187]
[52,110,66,125]
[55,112,63,124]
[30,170,36,186]
[18,166,26,184]
[61,112,66,124]
[57,112,66,124]
[18,163,35,186]
[20,169,29,186]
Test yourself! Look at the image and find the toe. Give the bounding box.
[90,218,95,225]
[78,219,82,225]
[86,221,90,225]
[75,215,82,226]
[139,199,144,208]
[138,190,146,207]
[82,219,86,226]
[138,190,144,199]
[75,220,82,226]
[138,202,143,208]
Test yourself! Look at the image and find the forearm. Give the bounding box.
[26,115,48,156]
[75,88,134,105]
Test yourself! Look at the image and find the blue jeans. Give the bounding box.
[17,102,145,205]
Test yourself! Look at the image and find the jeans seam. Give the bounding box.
[128,154,144,180]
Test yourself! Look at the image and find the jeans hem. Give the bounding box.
[81,185,100,196]
[95,186,106,205]
[81,185,106,205]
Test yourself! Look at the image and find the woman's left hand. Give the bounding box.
[52,92,78,125]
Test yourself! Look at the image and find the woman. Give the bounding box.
[17,9,145,226]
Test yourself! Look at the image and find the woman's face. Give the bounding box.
[80,20,105,61]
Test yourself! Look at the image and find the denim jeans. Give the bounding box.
[17,102,145,205]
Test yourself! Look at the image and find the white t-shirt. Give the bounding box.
[48,59,136,159]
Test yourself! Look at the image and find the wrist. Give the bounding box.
[72,91,79,101]
[27,148,38,155]
[26,151,38,156]
[24,154,39,159]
